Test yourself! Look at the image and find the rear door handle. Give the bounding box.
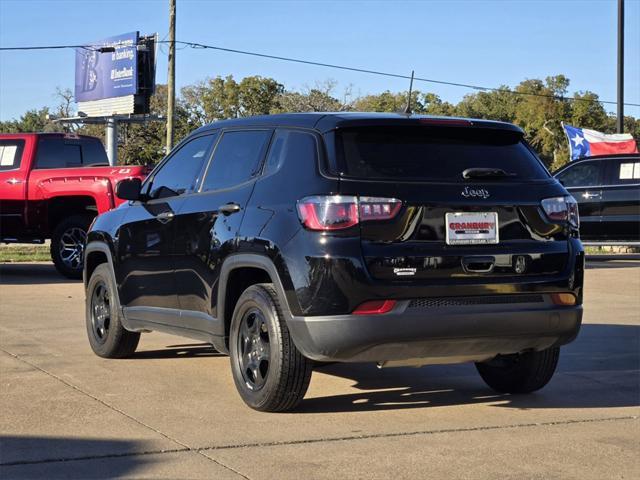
[219,203,241,216]
[156,211,175,223]
[5,178,23,185]
[582,192,601,199]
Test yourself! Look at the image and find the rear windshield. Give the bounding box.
[334,126,549,181]
[35,136,108,169]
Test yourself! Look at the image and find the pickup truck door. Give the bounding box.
[555,159,605,240]
[599,158,640,241]
[0,138,29,240]
[116,134,217,313]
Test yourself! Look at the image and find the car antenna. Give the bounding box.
[403,70,415,115]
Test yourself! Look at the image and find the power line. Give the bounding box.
[164,41,639,108]
[0,44,100,52]
[2,41,639,108]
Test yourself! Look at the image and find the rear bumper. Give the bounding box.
[287,296,582,364]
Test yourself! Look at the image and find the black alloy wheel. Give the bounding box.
[237,308,271,390]
[85,263,140,358]
[229,283,312,412]
[90,280,111,344]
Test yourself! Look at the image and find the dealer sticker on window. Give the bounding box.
[445,212,499,245]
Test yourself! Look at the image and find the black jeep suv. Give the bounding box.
[84,113,584,412]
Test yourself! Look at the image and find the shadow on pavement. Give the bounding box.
[0,436,153,479]
[132,343,224,359]
[298,323,640,413]
[0,263,76,285]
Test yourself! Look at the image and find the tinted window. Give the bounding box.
[149,135,216,198]
[557,162,602,187]
[263,130,317,176]
[611,159,640,185]
[81,138,109,166]
[202,130,271,191]
[335,127,549,181]
[36,137,84,169]
[0,140,25,171]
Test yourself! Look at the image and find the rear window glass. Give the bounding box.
[0,140,25,171]
[81,138,109,166]
[334,127,549,181]
[35,136,107,169]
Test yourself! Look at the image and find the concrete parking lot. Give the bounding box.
[1,258,639,479]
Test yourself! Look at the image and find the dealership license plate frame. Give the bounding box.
[445,212,499,245]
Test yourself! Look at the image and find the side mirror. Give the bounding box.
[116,178,142,201]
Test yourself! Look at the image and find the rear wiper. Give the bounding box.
[462,167,518,179]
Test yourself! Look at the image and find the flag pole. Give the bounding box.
[617,0,624,133]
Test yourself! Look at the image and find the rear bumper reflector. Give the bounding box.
[353,300,397,315]
[550,293,577,306]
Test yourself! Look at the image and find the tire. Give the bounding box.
[51,213,94,279]
[475,347,560,394]
[85,263,140,358]
[229,283,313,412]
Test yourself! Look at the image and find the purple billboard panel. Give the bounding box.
[75,32,139,102]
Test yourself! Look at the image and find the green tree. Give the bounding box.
[352,90,416,112]
[570,91,607,130]
[422,93,456,116]
[2,73,637,167]
[455,87,519,122]
[274,80,351,113]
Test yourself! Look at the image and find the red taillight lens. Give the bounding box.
[541,196,579,228]
[352,300,397,315]
[297,196,359,231]
[297,196,401,231]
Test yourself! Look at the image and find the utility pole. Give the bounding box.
[617,0,624,133]
[166,0,176,152]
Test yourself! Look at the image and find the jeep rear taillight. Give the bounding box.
[297,196,401,231]
[541,196,579,228]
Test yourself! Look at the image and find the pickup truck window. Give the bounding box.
[35,136,108,169]
[0,139,25,171]
[556,161,602,188]
[610,159,640,185]
[82,138,110,166]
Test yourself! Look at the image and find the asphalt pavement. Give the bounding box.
[0,258,638,479]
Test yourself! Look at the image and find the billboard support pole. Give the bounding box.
[105,118,118,166]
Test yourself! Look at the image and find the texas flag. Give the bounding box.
[563,124,638,161]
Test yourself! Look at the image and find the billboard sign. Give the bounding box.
[75,32,139,103]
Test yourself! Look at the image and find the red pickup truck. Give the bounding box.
[0,133,148,278]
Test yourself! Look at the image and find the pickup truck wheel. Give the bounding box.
[229,284,312,412]
[475,347,560,394]
[86,263,140,358]
[51,214,93,279]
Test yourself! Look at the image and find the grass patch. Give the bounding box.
[0,245,51,262]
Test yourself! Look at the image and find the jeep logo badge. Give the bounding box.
[461,186,490,199]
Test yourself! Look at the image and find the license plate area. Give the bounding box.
[445,212,499,245]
